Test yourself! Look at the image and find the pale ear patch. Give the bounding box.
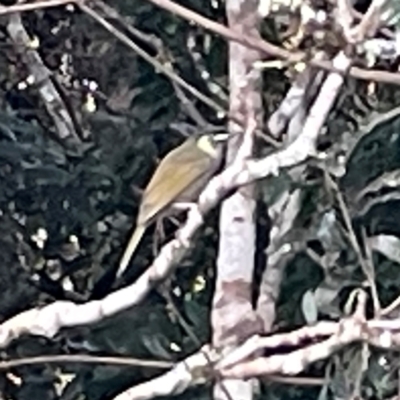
[196,135,218,157]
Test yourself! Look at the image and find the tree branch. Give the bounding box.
[0,52,350,348]
[79,2,226,116]
[7,13,81,145]
[145,0,400,85]
[113,290,400,398]
[0,0,399,85]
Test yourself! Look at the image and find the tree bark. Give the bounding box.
[212,1,263,399]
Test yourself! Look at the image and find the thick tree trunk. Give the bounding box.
[211,1,263,399]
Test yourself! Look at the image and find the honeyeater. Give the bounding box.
[116,132,229,278]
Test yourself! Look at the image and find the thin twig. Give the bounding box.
[324,171,381,314]
[80,3,280,147]
[381,294,400,316]
[0,0,73,14]
[79,3,226,116]
[264,375,326,386]
[91,0,165,51]
[172,81,210,127]
[89,0,216,127]
[0,0,400,85]
[145,0,400,85]
[162,289,202,347]
[0,354,173,369]
[7,13,81,145]
[349,0,388,42]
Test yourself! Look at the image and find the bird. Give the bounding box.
[116,132,229,278]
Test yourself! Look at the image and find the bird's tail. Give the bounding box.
[116,225,146,278]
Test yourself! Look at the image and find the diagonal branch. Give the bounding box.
[0,0,399,85]
[7,13,81,145]
[80,2,279,147]
[114,345,217,400]
[0,51,351,349]
[79,2,226,116]
[113,290,400,398]
[145,0,400,85]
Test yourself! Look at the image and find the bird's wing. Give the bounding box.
[138,152,212,225]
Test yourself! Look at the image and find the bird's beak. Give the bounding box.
[213,132,231,142]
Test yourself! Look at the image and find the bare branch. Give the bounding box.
[256,188,302,331]
[79,3,226,117]
[0,41,351,356]
[0,51,353,348]
[0,0,73,14]
[7,13,80,145]
[218,293,367,378]
[335,0,356,42]
[349,0,389,42]
[91,0,165,51]
[220,334,355,378]
[172,81,210,128]
[381,293,400,317]
[219,312,400,379]
[0,118,336,349]
[114,346,217,400]
[1,1,400,85]
[256,50,351,331]
[324,172,381,314]
[145,0,400,85]
[110,309,400,397]
[0,354,172,370]
[267,60,325,139]
[212,4,263,400]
